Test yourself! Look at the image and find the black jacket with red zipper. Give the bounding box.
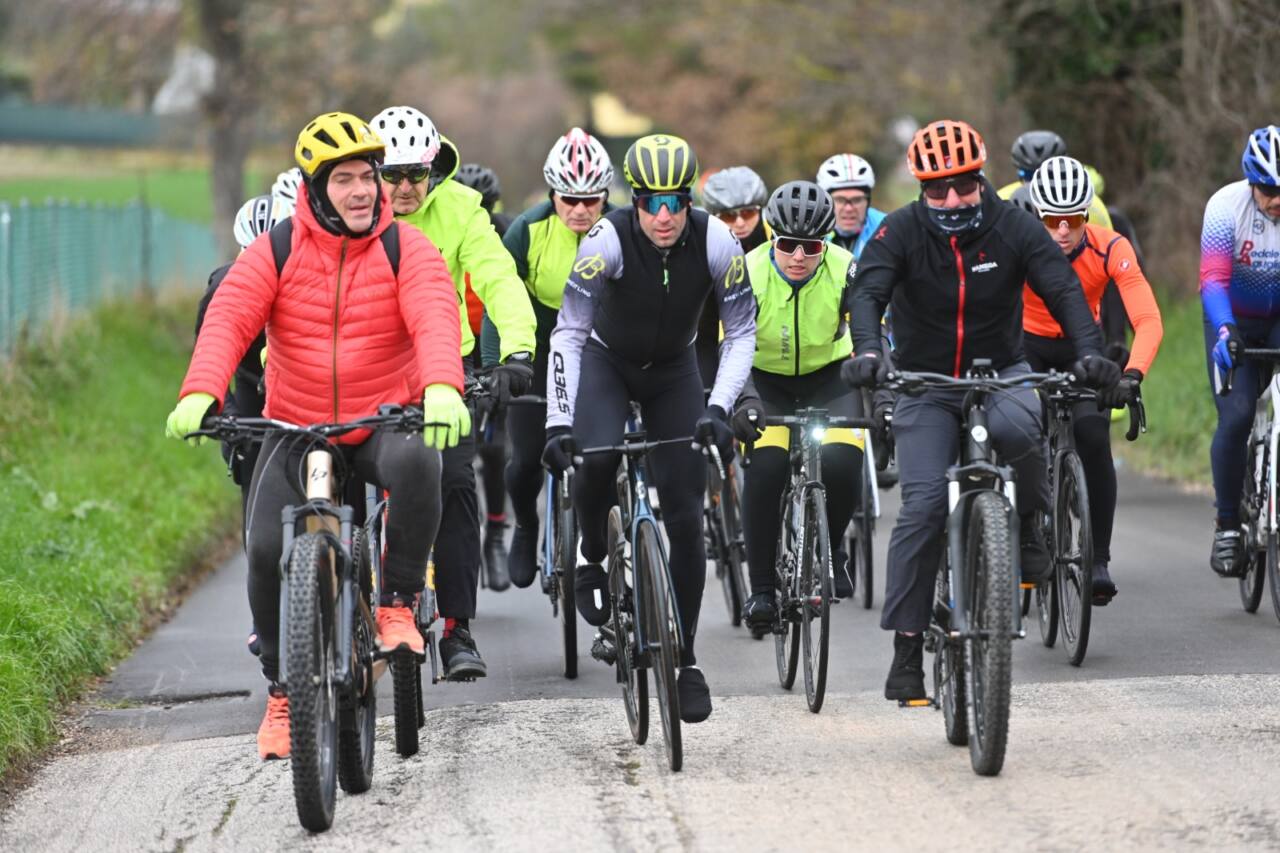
[847,177,1102,375]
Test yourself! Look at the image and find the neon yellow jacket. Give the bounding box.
[997,178,1112,229]
[396,137,536,360]
[747,242,854,376]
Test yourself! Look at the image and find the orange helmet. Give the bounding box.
[906,120,987,180]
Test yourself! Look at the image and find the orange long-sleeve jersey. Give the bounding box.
[1023,223,1163,375]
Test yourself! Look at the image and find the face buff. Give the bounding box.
[927,202,983,234]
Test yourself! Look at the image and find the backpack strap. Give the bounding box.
[268,218,294,278]
[380,221,401,276]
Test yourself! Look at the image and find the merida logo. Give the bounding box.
[971,261,999,273]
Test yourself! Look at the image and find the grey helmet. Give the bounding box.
[764,180,835,238]
[1008,184,1038,217]
[701,166,767,214]
[1011,130,1067,173]
[456,163,501,209]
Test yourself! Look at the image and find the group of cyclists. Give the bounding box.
[164,103,1280,758]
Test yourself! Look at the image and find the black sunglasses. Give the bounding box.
[922,174,981,200]
[380,166,430,185]
[1253,183,1280,199]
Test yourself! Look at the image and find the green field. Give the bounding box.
[0,296,239,776]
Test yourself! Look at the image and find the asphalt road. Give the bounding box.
[6,469,1280,851]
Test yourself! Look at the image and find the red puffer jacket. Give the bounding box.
[181,184,462,443]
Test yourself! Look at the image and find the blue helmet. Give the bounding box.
[1242,125,1280,185]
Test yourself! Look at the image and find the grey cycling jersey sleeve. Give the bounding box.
[546,218,624,430]
[705,216,757,412]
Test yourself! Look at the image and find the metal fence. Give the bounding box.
[0,199,219,355]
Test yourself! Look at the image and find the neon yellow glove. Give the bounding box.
[164,392,217,444]
[421,384,470,450]
[259,343,269,369]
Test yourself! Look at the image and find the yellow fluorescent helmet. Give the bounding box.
[624,134,698,192]
[295,112,386,177]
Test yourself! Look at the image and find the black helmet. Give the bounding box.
[764,180,835,239]
[456,163,501,209]
[1010,130,1067,173]
[1008,184,1038,216]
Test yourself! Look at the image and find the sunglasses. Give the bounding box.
[635,192,692,215]
[716,206,760,224]
[557,192,605,208]
[1040,212,1087,229]
[773,236,826,257]
[921,174,981,200]
[1253,183,1280,199]
[380,166,430,185]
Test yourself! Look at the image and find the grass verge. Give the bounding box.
[0,295,239,776]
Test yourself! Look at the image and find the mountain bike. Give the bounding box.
[755,408,871,713]
[192,407,431,832]
[705,451,748,626]
[585,430,696,771]
[1219,350,1280,617]
[887,362,1062,777]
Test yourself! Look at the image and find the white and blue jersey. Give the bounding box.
[1200,180,1280,330]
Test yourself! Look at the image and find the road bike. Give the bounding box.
[705,450,748,626]
[843,396,883,610]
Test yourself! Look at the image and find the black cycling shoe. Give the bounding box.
[742,591,777,632]
[1210,525,1246,578]
[508,522,539,589]
[884,632,926,701]
[439,626,487,681]
[676,666,713,723]
[574,563,611,626]
[833,550,854,599]
[1092,562,1117,605]
[483,520,511,592]
[1019,518,1053,585]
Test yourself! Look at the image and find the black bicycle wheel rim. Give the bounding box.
[774,501,800,690]
[639,519,682,771]
[286,533,338,832]
[557,490,578,679]
[338,531,376,794]
[964,491,1013,777]
[859,462,875,609]
[724,472,747,625]
[609,507,647,745]
[933,552,968,745]
[800,488,832,713]
[1056,452,1093,665]
[1240,546,1265,612]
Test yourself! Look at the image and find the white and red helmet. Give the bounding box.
[369,106,441,168]
[543,127,614,195]
[816,153,876,192]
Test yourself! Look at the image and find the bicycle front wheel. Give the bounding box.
[800,488,833,713]
[638,518,682,772]
[286,533,339,832]
[774,501,800,690]
[856,458,875,608]
[964,491,1014,777]
[1055,452,1093,666]
[608,507,648,745]
[556,484,579,679]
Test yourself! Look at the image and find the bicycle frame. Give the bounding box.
[540,471,573,598]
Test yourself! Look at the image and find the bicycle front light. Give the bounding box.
[811,426,826,442]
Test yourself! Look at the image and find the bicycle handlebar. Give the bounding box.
[187,407,427,444]
[1218,349,1280,398]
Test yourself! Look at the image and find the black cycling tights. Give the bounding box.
[573,340,707,667]
[476,409,507,521]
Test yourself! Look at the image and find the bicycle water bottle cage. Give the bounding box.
[966,359,996,379]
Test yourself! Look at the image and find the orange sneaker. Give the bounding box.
[257,687,290,760]
[377,599,425,655]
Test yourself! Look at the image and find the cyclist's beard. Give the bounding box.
[926,202,983,234]
[306,158,384,238]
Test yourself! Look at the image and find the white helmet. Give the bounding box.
[1029,155,1094,217]
[369,106,441,168]
[543,127,614,195]
[233,194,288,250]
[270,167,302,213]
[816,153,876,191]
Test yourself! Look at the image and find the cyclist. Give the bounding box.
[484,127,615,588]
[695,165,769,389]
[843,119,1116,702]
[456,161,515,592]
[165,111,468,759]
[998,130,1112,229]
[542,134,756,722]
[370,105,538,678]
[1024,156,1164,604]
[816,153,885,261]
[726,181,864,624]
[1201,125,1280,577]
[271,167,303,210]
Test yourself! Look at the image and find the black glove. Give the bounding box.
[491,352,535,404]
[1099,368,1143,410]
[1073,352,1122,390]
[1103,341,1131,370]
[541,426,580,475]
[693,404,736,464]
[730,396,766,443]
[840,351,890,388]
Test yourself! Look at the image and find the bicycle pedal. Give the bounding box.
[1019,582,1035,590]
[897,698,936,709]
[591,634,617,665]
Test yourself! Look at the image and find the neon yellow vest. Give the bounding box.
[747,242,854,376]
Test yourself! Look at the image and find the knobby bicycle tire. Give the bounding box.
[774,495,801,690]
[337,530,376,794]
[556,486,579,679]
[800,487,833,713]
[286,533,339,832]
[964,491,1014,777]
[1056,451,1093,666]
[609,507,648,745]
[390,650,420,757]
[639,518,682,771]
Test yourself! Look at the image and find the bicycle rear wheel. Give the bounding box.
[800,488,833,713]
[555,484,579,679]
[390,650,420,757]
[285,533,339,832]
[932,554,967,745]
[856,460,875,608]
[338,531,375,794]
[638,518,682,771]
[774,499,800,690]
[1055,452,1093,666]
[609,507,648,745]
[1034,513,1058,648]
[964,491,1014,777]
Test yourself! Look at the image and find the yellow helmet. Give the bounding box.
[294,112,385,177]
[1082,163,1106,197]
[624,134,698,192]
